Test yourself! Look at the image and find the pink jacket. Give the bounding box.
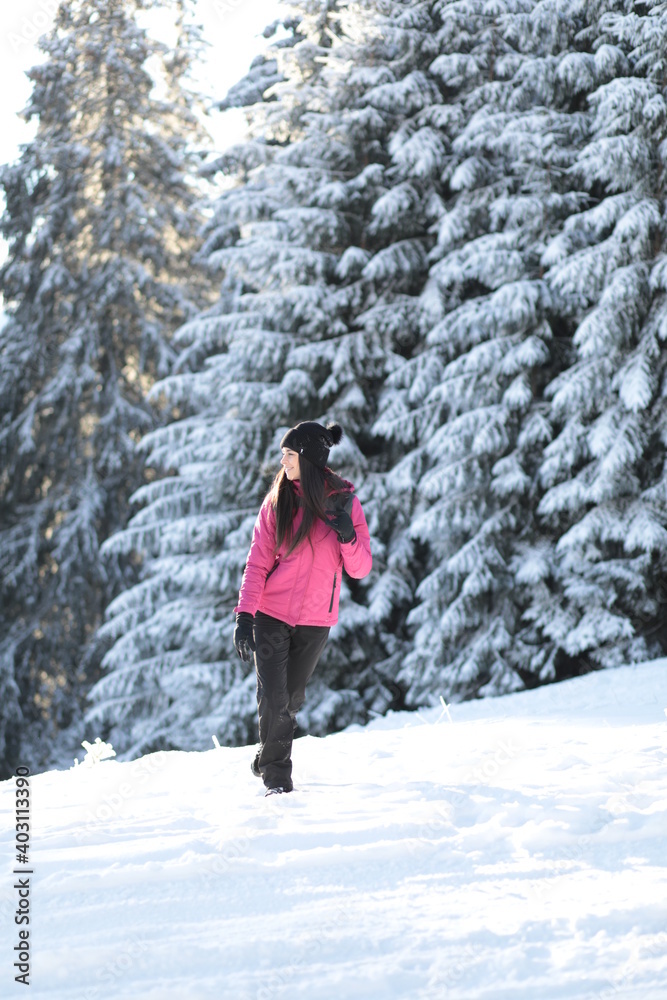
[236,481,372,627]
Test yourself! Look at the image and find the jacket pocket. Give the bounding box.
[328,572,337,613]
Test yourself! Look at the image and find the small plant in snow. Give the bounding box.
[72,737,117,769]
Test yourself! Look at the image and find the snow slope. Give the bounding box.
[2,660,667,1000]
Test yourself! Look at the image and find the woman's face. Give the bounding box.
[281,448,301,480]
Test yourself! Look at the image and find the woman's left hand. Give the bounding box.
[324,509,356,544]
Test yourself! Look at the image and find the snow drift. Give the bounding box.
[2,659,667,999]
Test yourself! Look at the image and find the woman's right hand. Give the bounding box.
[234,612,256,662]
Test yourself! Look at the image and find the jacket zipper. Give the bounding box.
[328,572,337,613]
[266,562,279,582]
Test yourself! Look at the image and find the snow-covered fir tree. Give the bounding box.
[374,0,601,703]
[382,0,667,703]
[90,0,667,759]
[0,0,206,776]
[526,0,667,672]
[87,0,433,756]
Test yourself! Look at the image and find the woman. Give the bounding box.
[233,420,373,796]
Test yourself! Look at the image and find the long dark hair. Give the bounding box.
[269,457,349,556]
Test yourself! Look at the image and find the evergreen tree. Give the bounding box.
[90,0,667,760]
[375,0,601,704]
[0,0,206,776]
[383,0,667,704]
[87,0,429,756]
[527,0,667,672]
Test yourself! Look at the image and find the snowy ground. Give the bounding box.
[2,660,667,1000]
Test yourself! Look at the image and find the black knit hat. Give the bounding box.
[280,421,343,470]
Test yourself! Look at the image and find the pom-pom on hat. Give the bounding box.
[280,421,343,470]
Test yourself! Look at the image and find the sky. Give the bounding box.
[0,0,283,176]
[0,0,283,309]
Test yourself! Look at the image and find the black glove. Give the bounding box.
[325,509,356,544]
[233,612,255,662]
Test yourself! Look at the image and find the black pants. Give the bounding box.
[253,611,329,791]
